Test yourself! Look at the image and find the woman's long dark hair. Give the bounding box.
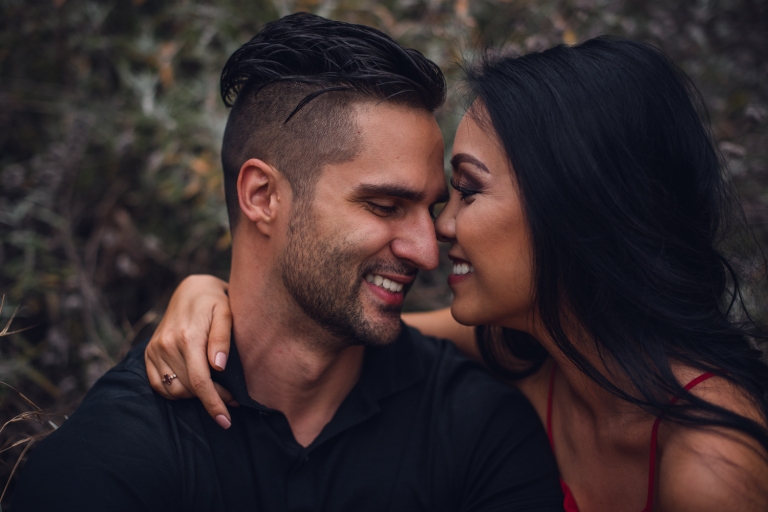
[468,36,768,452]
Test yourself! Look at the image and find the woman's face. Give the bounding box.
[435,106,535,331]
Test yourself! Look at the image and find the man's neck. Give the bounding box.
[229,281,365,448]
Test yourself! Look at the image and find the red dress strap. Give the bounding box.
[547,363,717,512]
[643,371,716,511]
[546,362,581,512]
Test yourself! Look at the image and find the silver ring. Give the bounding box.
[162,373,178,385]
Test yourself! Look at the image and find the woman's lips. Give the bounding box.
[447,258,474,286]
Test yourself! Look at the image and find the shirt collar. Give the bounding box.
[212,323,424,411]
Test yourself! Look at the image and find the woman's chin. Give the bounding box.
[450,301,483,327]
[451,299,520,329]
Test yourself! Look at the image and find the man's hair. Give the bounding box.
[220,12,446,229]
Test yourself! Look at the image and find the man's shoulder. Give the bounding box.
[405,324,472,370]
[84,339,158,401]
[19,339,176,458]
[12,341,201,512]
[407,325,515,392]
[399,327,563,510]
[58,340,177,426]
[405,325,537,421]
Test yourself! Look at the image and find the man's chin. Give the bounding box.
[352,311,403,346]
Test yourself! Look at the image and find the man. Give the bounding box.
[13,13,562,511]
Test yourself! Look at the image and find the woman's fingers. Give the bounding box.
[143,274,232,427]
[182,347,232,429]
[146,355,175,399]
[213,382,236,406]
[146,333,232,429]
[146,324,194,397]
[145,350,194,399]
[208,303,232,371]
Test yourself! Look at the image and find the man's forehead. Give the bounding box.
[316,103,446,196]
[351,102,443,143]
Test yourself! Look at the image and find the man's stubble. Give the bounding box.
[278,202,413,348]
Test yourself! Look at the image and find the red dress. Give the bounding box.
[545,364,716,512]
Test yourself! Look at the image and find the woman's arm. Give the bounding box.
[658,427,768,511]
[145,277,479,427]
[658,376,768,511]
[402,308,480,361]
[145,275,234,428]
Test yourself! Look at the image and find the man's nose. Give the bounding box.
[390,212,440,271]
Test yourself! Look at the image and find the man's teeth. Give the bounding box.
[364,274,404,293]
[452,263,475,275]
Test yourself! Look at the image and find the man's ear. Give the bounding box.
[237,158,285,236]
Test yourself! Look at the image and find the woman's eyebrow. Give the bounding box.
[450,153,490,173]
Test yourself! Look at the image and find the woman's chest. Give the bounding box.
[521,367,659,512]
[555,441,654,512]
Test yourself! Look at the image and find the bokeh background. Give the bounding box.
[1,0,766,506]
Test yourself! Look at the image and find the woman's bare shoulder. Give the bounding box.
[658,372,768,511]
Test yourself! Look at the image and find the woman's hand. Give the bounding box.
[145,275,235,429]
[144,286,474,430]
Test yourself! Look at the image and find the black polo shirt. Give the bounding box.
[13,326,563,512]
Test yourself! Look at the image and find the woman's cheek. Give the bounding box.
[453,207,500,324]
[469,202,535,328]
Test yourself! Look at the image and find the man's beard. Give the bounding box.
[278,206,415,347]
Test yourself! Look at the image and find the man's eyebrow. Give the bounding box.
[355,183,426,202]
[450,153,490,173]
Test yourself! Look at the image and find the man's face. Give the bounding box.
[279,103,447,346]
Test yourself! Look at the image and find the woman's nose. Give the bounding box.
[435,196,457,243]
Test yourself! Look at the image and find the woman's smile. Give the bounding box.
[436,104,535,331]
[447,257,475,285]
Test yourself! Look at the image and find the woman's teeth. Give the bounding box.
[365,274,404,293]
[452,263,475,275]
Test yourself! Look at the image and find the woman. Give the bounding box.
[145,37,768,510]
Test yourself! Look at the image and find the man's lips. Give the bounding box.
[364,273,411,293]
[367,272,415,285]
[362,272,414,306]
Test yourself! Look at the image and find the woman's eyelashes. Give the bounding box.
[449,177,480,201]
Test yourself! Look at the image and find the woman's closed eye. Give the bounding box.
[450,177,480,201]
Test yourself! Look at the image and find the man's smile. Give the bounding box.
[364,273,405,293]
[362,272,415,306]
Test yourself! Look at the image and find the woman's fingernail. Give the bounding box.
[215,414,231,429]
[214,352,227,370]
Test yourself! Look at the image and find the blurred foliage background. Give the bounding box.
[1,0,766,506]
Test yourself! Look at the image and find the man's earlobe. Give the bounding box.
[237,158,282,234]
